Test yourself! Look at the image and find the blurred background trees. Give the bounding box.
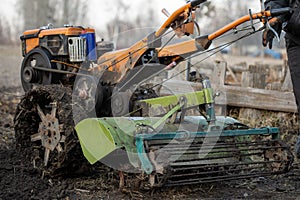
[105,0,159,48]
[0,16,12,45]
[18,0,87,29]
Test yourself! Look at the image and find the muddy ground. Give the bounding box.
[1,46,300,199]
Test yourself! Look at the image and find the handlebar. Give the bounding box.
[155,0,207,37]
[270,7,291,16]
[191,0,207,7]
[155,0,290,41]
[207,7,291,41]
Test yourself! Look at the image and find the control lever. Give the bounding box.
[265,21,280,42]
[260,0,280,42]
[162,8,170,17]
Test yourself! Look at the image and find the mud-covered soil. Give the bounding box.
[0,86,300,200]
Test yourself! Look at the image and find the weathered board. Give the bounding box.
[160,61,297,113]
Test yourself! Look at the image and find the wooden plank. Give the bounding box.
[214,84,297,113]
[159,80,202,95]
[160,80,297,113]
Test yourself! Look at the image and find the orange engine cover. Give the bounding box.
[20,26,95,57]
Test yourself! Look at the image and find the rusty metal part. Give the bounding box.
[32,66,91,77]
[130,84,159,117]
[51,60,86,70]
[30,102,65,166]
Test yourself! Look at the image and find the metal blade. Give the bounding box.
[31,133,42,142]
[50,102,57,118]
[37,104,47,122]
[56,144,63,153]
[44,148,50,167]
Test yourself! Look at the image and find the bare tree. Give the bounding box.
[18,0,87,30]
[52,0,88,26]
[105,0,159,48]
[0,16,12,44]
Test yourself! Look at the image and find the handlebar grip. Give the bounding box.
[270,7,291,17]
[191,0,207,7]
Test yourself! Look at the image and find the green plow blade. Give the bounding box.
[75,118,116,164]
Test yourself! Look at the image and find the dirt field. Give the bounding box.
[1,45,300,199]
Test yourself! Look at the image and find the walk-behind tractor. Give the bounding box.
[14,0,294,187]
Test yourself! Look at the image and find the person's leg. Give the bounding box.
[296,135,300,158]
[286,38,300,114]
[286,37,300,158]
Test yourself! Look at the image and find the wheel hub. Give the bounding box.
[23,67,38,83]
[38,112,61,151]
[30,102,65,166]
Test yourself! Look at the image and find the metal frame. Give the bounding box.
[135,127,279,174]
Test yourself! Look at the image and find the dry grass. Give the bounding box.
[228,107,299,155]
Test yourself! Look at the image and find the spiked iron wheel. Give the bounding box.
[30,103,64,167]
[14,85,87,175]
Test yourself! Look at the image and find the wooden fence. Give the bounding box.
[161,61,297,113]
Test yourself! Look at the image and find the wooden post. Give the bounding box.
[281,61,293,92]
[253,64,267,89]
[241,71,254,88]
[241,64,267,89]
[211,61,226,86]
[211,61,227,115]
[239,64,267,123]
